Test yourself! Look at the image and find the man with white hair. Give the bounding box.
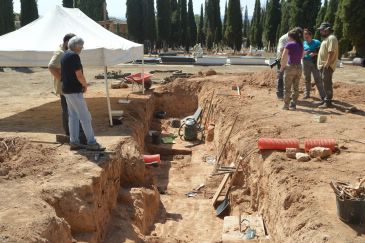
[48,33,86,144]
[61,36,105,151]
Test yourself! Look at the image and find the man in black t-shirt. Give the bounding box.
[61,36,105,151]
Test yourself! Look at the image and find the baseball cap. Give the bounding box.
[318,22,332,30]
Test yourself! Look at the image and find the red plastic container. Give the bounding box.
[258,138,300,150]
[304,139,337,151]
[143,154,161,164]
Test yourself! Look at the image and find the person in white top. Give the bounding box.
[275,27,303,100]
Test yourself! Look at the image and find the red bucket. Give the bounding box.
[304,139,337,151]
[143,154,161,164]
[258,138,300,150]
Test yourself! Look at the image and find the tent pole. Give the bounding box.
[104,66,113,126]
[142,44,145,95]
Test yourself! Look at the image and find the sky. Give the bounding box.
[13,0,257,19]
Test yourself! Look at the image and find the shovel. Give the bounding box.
[215,189,230,216]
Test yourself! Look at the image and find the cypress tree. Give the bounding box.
[224,0,243,51]
[243,6,250,47]
[314,0,328,38]
[143,0,156,47]
[334,0,351,57]
[180,0,188,50]
[20,0,39,26]
[213,0,222,44]
[63,0,74,8]
[302,0,321,31]
[324,0,339,25]
[250,0,263,48]
[0,0,15,35]
[197,4,205,45]
[222,1,228,45]
[126,0,143,43]
[170,0,181,48]
[157,0,171,50]
[342,0,365,57]
[76,0,104,21]
[279,0,291,36]
[264,0,281,48]
[289,0,303,28]
[188,0,197,48]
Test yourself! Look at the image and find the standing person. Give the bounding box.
[275,27,303,100]
[48,33,86,144]
[61,36,105,151]
[303,29,325,99]
[317,22,339,108]
[280,29,304,110]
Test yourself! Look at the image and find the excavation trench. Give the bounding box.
[11,70,358,242]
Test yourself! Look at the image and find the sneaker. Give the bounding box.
[282,104,289,110]
[70,143,85,151]
[318,102,332,109]
[277,96,284,100]
[289,102,296,110]
[86,142,106,151]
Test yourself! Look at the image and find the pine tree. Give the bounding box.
[250,0,263,48]
[342,0,365,56]
[279,0,291,36]
[157,0,171,50]
[325,0,339,25]
[264,0,281,48]
[0,0,15,35]
[224,0,243,51]
[243,6,250,47]
[20,0,39,26]
[126,0,144,43]
[314,0,328,38]
[197,4,205,45]
[63,0,74,8]
[188,0,197,48]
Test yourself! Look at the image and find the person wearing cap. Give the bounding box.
[317,22,339,108]
[275,27,303,100]
[303,29,325,99]
[61,36,105,151]
[48,34,86,144]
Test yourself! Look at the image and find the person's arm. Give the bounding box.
[75,69,88,92]
[280,48,289,72]
[324,51,336,68]
[48,66,61,81]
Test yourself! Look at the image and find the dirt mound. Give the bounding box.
[0,137,57,179]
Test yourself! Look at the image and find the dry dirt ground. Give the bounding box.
[0,64,365,243]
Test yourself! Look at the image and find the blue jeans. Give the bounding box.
[63,93,96,145]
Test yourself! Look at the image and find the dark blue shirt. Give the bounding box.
[61,51,83,94]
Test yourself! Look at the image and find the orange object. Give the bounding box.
[143,154,161,164]
[304,139,337,151]
[258,138,300,150]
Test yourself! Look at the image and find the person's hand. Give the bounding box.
[310,53,316,57]
[82,84,88,93]
[324,62,330,68]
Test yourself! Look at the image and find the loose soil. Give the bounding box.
[0,64,365,242]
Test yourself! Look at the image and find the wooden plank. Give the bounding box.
[211,173,231,206]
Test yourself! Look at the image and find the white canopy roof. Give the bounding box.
[0,6,143,67]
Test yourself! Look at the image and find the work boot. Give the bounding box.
[319,102,333,109]
[282,104,289,110]
[289,102,296,110]
[303,94,310,99]
[70,143,85,151]
[86,142,106,151]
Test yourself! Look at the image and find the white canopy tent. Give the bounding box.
[0,6,144,126]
